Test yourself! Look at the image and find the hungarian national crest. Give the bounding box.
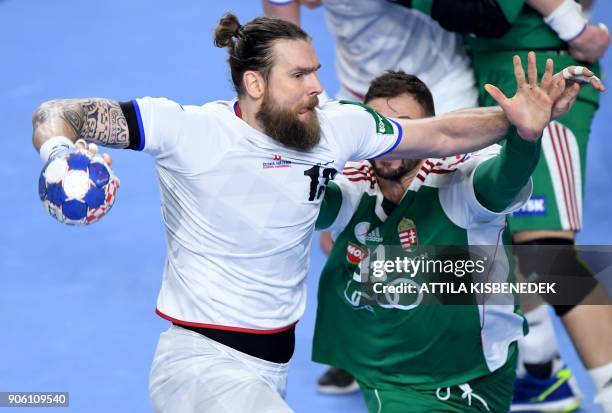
[398,218,418,252]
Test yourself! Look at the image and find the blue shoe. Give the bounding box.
[511,367,581,412]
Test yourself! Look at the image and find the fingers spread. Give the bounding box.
[484,84,508,107]
[541,58,554,92]
[528,51,538,87]
[513,55,526,87]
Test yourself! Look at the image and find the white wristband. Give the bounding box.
[544,0,587,42]
[39,136,75,163]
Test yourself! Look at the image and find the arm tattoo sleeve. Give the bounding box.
[33,99,130,149]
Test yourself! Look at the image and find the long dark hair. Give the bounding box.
[214,13,310,96]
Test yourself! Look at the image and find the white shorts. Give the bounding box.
[149,325,293,413]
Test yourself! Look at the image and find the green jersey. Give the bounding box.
[466,1,563,52]
[312,146,531,390]
[466,0,600,105]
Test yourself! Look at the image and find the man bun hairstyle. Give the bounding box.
[214,13,242,49]
[364,71,436,117]
[214,12,311,96]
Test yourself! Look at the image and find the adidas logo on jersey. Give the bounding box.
[513,195,547,216]
[365,227,383,243]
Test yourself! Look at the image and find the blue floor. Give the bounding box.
[0,1,610,411]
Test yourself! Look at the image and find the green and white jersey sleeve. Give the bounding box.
[438,144,533,229]
[316,161,378,232]
[320,101,404,162]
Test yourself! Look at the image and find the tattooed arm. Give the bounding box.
[32,99,129,150]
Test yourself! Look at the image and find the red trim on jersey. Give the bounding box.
[560,124,580,230]
[557,123,579,230]
[422,164,454,175]
[347,176,377,189]
[430,169,454,175]
[343,169,372,176]
[556,124,577,229]
[549,125,576,230]
[343,163,371,173]
[234,101,243,119]
[155,309,298,334]
[347,176,375,182]
[344,173,375,182]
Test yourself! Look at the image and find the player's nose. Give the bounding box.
[306,72,323,96]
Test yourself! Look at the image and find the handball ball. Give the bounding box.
[38,149,119,225]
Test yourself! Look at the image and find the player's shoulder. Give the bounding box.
[182,99,235,116]
[136,96,231,118]
[317,99,375,124]
[162,99,241,132]
[317,99,382,138]
[319,99,369,114]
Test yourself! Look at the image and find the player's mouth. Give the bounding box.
[297,106,315,120]
[298,99,318,116]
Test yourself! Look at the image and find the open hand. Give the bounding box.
[485,52,564,141]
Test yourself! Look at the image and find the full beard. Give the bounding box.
[371,159,421,181]
[256,93,321,151]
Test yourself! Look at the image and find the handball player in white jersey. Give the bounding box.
[263,0,480,391]
[31,12,586,413]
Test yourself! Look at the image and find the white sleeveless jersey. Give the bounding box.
[323,0,478,114]
[132,97,403,332]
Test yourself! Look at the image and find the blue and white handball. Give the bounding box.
[38,147,119,225]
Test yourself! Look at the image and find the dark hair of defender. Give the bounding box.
[364,71,436,117]
[214,13,311,96]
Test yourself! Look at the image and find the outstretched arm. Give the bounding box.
[379,52,597,160]
[378,106,510,159]
[473,129,540,212]
[32,99,130,151]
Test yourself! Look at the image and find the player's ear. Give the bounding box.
[243,70,265,100]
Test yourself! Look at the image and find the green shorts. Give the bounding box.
[472,50,600,233]
[359,347,517,413]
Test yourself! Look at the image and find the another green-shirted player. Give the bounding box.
[312,57,596,412]
[468,2,612,412]
[383,1,612,410]
[467,0,603,236]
